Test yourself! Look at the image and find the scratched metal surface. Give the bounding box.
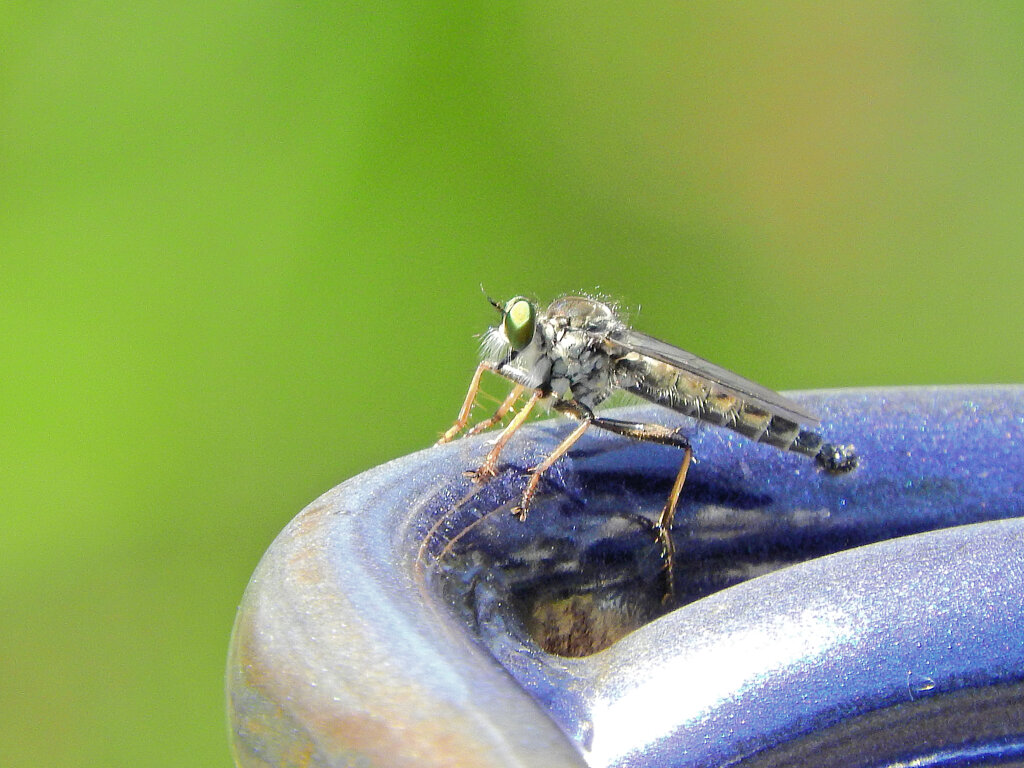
[228,386,1024,768]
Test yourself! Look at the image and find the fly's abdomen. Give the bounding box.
[738,408,858,472]
[619,358,858,473]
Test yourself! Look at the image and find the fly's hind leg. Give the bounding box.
[580,412,693,602]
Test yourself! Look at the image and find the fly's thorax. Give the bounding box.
[542,296,620,335]
[544,326,615,409]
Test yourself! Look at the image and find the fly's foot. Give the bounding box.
[436,425,463,446]
[512,473,543,522]
[626,514,677,603]
[653,521,675,571]
[817,443,859,474]
[464,463,498,484]
[654,517,676,604]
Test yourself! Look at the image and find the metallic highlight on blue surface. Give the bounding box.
[228,386,1024,768]
[886,738,1024,768]
[577,518,1024,767]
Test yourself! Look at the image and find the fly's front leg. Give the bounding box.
[586,415,693,601]
[465,390,542,484]
[466,384,525,437]
[436,361,498,445]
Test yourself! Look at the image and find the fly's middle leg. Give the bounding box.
[512,417,591,521]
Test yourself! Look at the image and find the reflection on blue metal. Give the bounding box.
[227,386,1024,768]
[886,739,1024,768]
[467,387,1024,767]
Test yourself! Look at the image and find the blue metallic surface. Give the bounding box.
[571,517,1024,767]
[228,386,1024,767]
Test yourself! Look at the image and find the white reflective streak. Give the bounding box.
[586,606,852,767]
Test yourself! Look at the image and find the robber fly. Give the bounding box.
[437,294,858,596]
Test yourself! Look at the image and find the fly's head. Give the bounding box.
[479,296,553,390]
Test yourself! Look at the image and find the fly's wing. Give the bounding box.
[607,328,820,424]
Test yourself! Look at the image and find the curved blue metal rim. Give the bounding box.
[433,386,1024,767]
[228,385,1024,768]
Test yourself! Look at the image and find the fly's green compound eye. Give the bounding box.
[503,297,536,351]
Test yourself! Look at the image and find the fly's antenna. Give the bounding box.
[480,284,504,315]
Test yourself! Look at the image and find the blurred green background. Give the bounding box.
[2,3,1021,766]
